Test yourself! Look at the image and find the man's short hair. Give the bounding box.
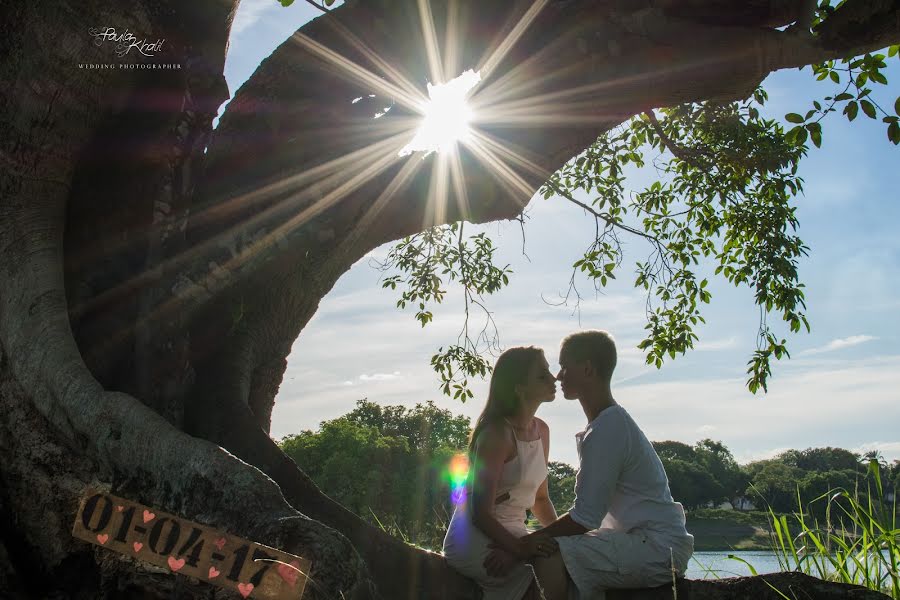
[560,330,617,382]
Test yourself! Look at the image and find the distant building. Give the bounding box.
[732,497,757,511]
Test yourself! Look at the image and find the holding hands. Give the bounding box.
[521,533,559,558]
[483,533,559,577]
[483,547,519,578]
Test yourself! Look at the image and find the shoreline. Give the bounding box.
[685,509,779,552]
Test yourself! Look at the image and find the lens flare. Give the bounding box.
[446,453,470,506]
[400,69,481,156]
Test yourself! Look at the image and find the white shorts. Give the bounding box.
[555,528,691,599]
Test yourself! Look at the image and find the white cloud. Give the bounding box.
[851,442,900,463]
[695,337,738,352]
[736,442,900,465]
[273,354,900,468]
[800,335,877,355]
[614,355,900,468]
[359,371,402,382]
[231,0,277,36]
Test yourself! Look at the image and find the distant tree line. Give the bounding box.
[279,400,899,549]
[280,400,470,548]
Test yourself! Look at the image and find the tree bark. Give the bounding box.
[1,1,370,598]
[611,572,888,599]
[2,0,899,598]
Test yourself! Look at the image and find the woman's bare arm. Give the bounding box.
[530,419,559,526]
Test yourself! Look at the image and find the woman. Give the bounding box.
[443,346,559,599]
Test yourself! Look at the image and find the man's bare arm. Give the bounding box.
[528,513,588,539]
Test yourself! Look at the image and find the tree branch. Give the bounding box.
[770,2,900,70]
[643,111,713,170]
[546,179,659,243]
[303,0,332,14]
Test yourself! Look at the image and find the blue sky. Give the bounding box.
[223,0,900,467]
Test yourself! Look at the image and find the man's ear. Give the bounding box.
[581,360,595,377]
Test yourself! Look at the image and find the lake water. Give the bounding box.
[686,551,785,579]
[686,550,895,581]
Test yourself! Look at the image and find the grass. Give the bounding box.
[751,462,899,598]
[367,467,898,598]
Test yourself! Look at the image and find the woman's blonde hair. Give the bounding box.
[468,346,544,457]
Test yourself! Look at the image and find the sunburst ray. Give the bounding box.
[417,0,445,84]
[290,32,426,112]
[476,0,549,80]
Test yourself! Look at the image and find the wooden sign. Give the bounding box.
[72,490,310,599]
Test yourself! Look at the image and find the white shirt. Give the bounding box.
[569,405,691,542]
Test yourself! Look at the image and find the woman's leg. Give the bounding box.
[529,553,570,600]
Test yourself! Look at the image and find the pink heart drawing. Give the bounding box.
[116,505,124,512]
[208,566,221,579]
[214,537,227,551]
[237,582,254,598]
[167,556,186,572]
[142,509,155,523]
[277,560,302,587]
[96,533,108,545]
[133,542,143,552]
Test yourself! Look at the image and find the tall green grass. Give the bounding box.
[760,460,899,598]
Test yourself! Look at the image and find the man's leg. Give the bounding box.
[556,529,669,597]
[529,552,570,600]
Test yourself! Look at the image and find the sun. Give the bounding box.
[400,69,481,156]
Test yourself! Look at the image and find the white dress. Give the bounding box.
[442,422,548,600]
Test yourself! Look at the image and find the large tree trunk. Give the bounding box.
[1,0,898,598]
[613,572,888,599]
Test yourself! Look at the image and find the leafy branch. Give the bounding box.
[539,90,810,393]
[782,3,900,147]
[278,0,334,14]
[374,222,511,400]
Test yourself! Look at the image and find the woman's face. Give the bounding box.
[516,354,557,405]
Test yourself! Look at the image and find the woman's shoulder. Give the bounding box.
[474,419,515,451]
[533,417,550,436]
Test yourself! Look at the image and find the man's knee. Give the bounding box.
[531,552,571,600]
[532,552,567,578]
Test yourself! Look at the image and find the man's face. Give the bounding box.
[556,347,590,400]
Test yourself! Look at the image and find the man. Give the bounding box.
[488,330,693,599]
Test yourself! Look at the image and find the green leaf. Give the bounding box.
[785,113,805,124]
[806,123,822,148]
[895,96,900,117]
[786,125,807,146]
[889,122,900,146]
[829,71,840,84]
[845,101,859,121]
[279,0,294,5]
[834,92,853,101]
[860,99,877,119]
